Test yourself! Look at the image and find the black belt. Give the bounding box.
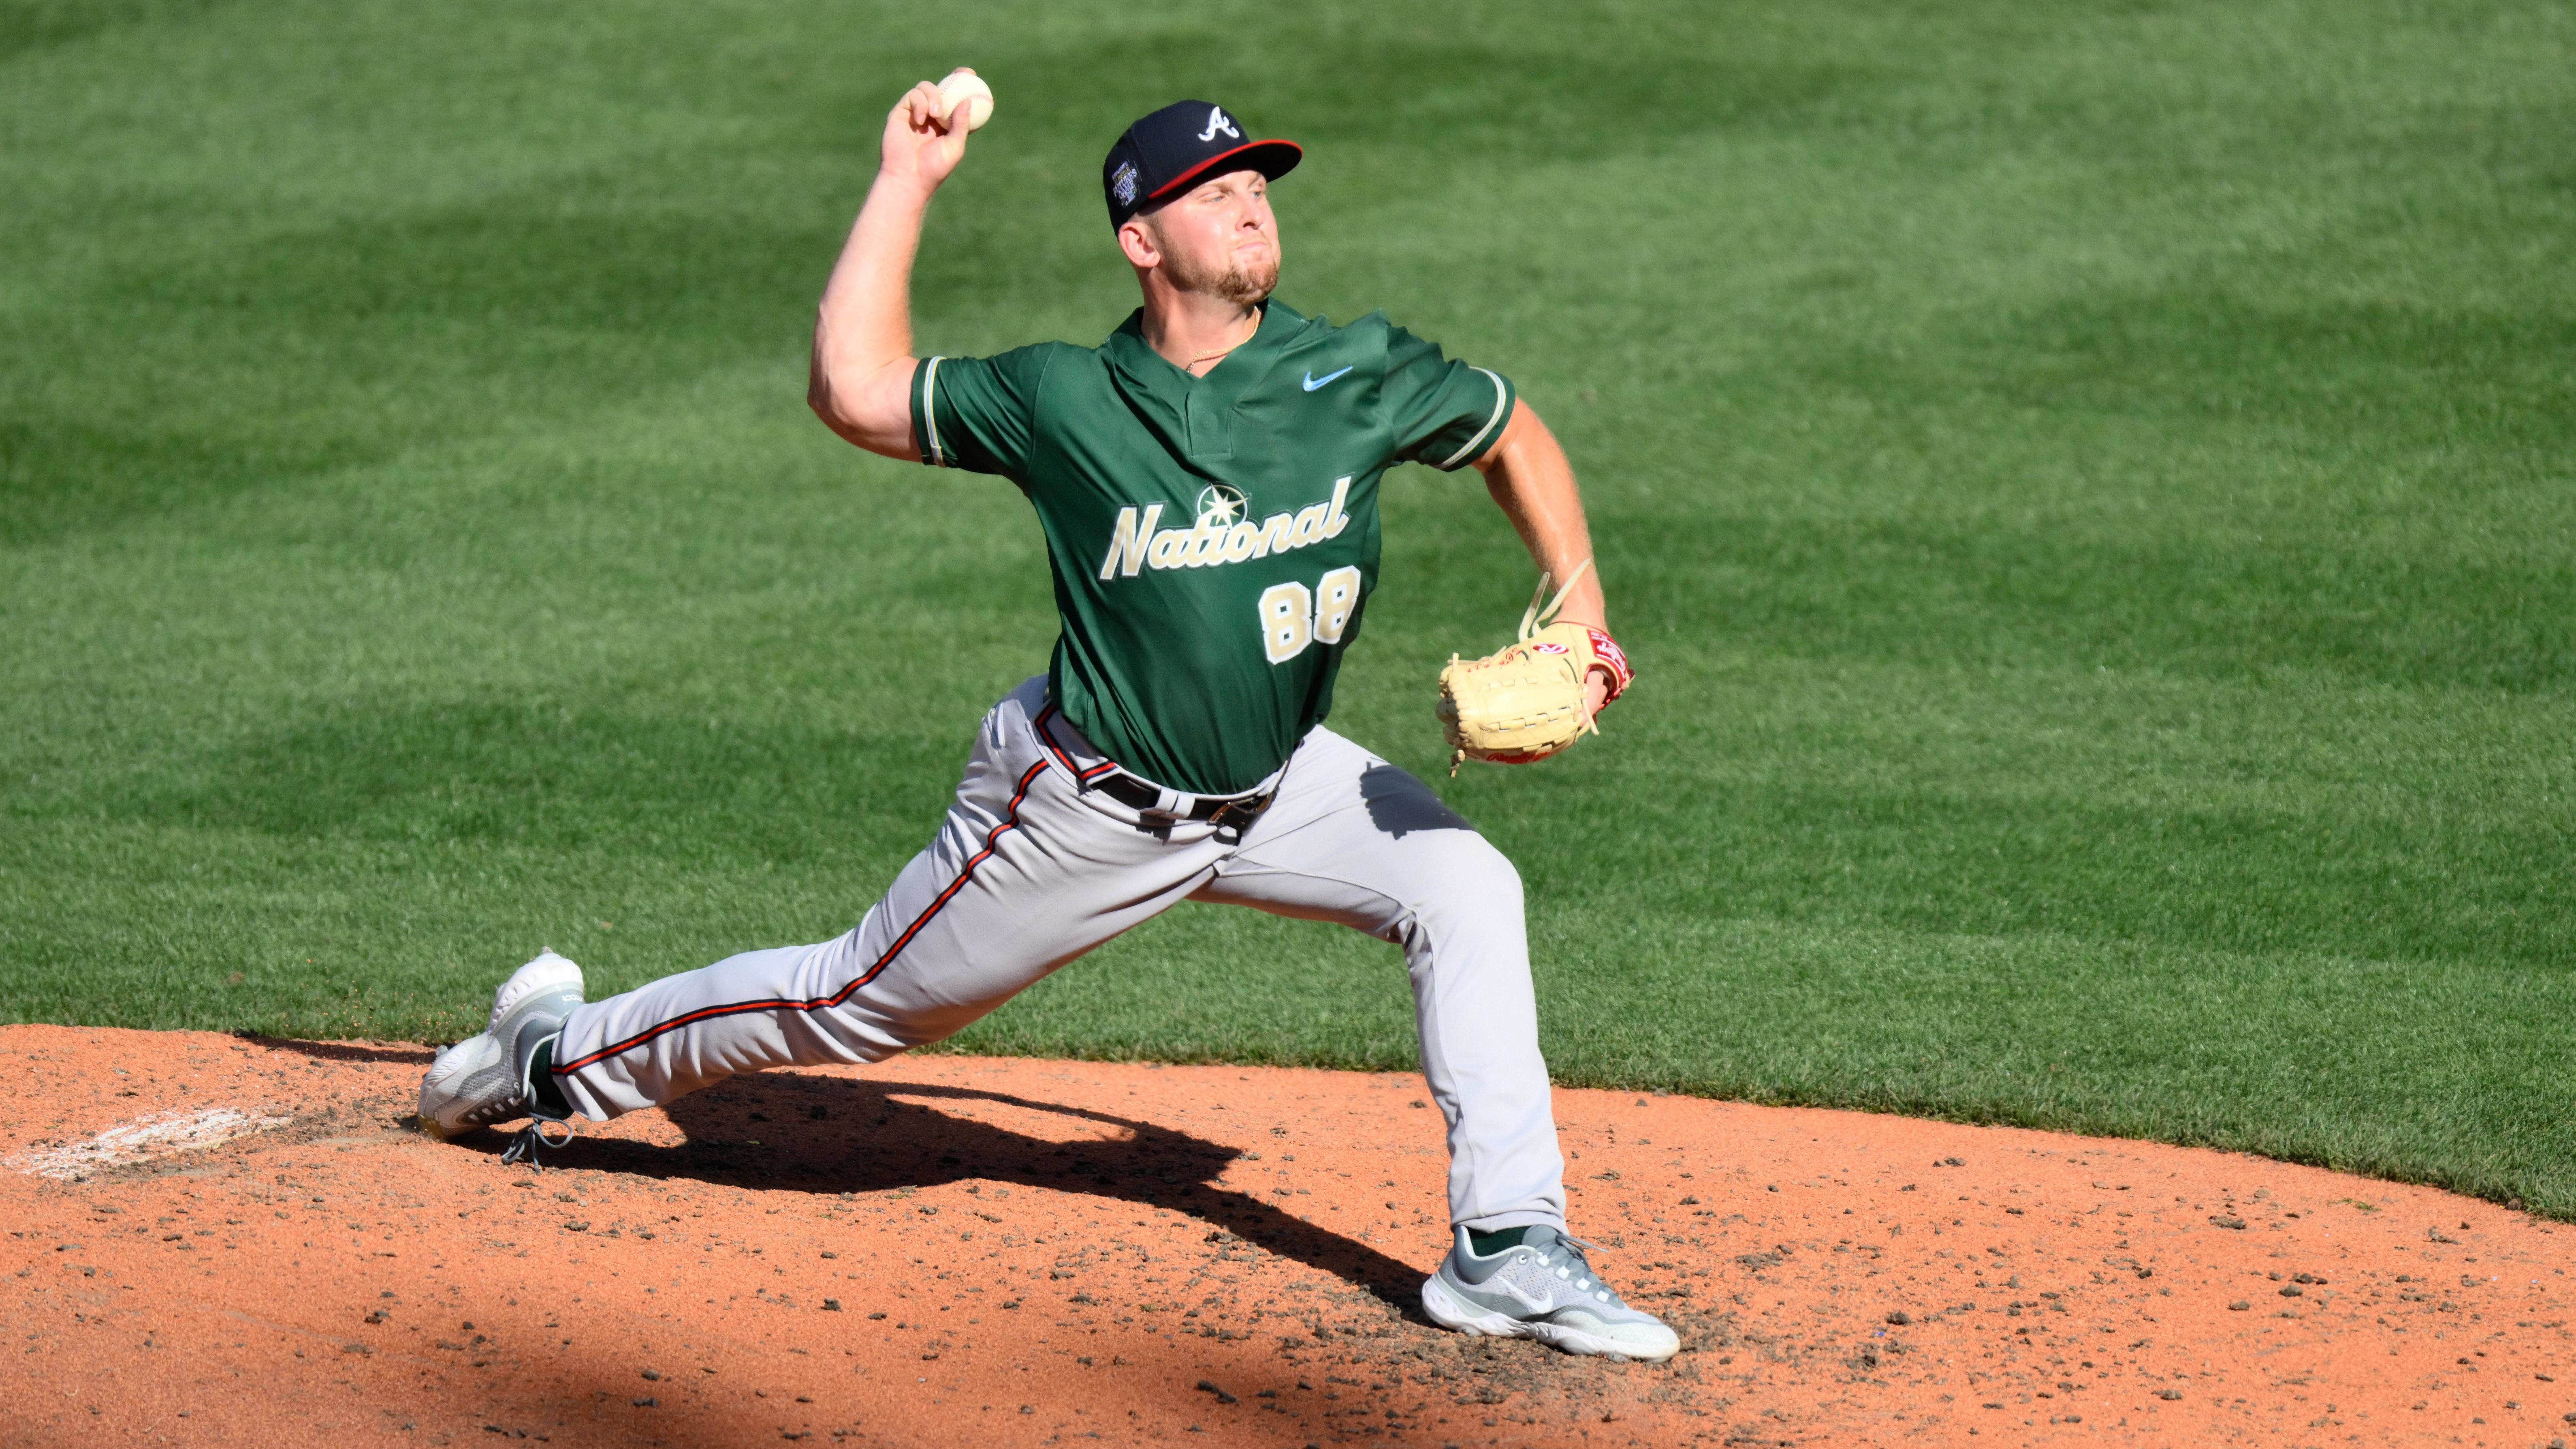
[1092,771,1275,829]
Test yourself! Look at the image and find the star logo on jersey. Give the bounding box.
[1195,483,1248,527]
[1197,106,1240,143]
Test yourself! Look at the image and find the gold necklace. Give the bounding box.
[1186,312,1259,373]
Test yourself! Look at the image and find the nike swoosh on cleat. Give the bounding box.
[1457,1274,1554,1316]
[1302,366,1354,392]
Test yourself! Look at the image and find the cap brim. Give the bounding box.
[1146,139,1303,202]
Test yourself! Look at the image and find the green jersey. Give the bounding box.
[909,301,1515,796]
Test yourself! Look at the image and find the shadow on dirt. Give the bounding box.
[446,1069,1431,1316]
[243,1035,439,1065]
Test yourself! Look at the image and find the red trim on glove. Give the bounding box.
[1584,626,1635,706]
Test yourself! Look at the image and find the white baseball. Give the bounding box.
[937,69,993,133]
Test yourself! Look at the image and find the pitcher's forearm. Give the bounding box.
[807,173,935,455]
[819,173,935,379]
[809,79,971,454]
[1476,404,1607,632]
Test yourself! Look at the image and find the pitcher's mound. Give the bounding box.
[4,1024,2570,1445]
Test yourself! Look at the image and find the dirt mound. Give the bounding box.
[4,1024,2573,1445]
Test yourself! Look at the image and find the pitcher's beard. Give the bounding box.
[1168,247,1278,306]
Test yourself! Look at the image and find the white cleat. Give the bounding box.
[417,951,584,1141]
[1422,1224,1681,1361]
[486,949,583,1031]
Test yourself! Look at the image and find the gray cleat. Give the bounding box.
[1421,1224,1681,1361]
[417,950,584,1142]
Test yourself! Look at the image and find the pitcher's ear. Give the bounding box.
[1117,215,1161,269]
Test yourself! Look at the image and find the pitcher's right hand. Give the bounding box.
[880,77,972,190]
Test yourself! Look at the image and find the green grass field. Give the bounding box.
[5,0,2573,1210]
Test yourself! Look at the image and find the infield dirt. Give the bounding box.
[5,1024,2573,1447]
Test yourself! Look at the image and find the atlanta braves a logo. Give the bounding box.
[1197,107,1240,143]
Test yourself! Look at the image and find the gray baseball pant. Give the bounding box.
[546,676,1567,1233]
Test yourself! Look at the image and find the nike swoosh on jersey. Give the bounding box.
[1302,366,1354,392]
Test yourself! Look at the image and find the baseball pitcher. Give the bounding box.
[418,81,1670,1361]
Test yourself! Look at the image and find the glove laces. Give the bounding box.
[1521,559,1604,742]
[1516,557,1593,642]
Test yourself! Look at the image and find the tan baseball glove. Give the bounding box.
[1436,562,1635,776]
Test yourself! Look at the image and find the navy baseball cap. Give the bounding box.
[1103,100,1302,229]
